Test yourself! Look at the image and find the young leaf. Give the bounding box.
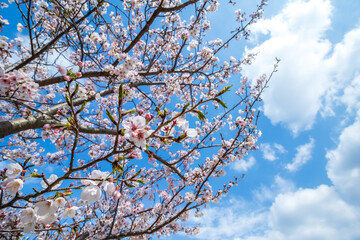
[71,83,79,98]
[65,94,71,106]
[76,101,87,114]
[106,109,117,124]
[182,103,190,112]
[215,98,228,108]
[197,110,206,121]
[217,85,232,96]
[136,179,146,184]
[119,83,124,100]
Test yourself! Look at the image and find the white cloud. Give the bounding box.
[243,0,333,134]
[191,198,267,240]
[232,156,256,172]
[327,26,360,85]
[341,75,360,113]
[264,185,360,240]
[193,182,360,240]
[326,115,360,205]
[260,143,286,161]
[253,175,295,203]
[192,182,360,240]
[285,138,314,172]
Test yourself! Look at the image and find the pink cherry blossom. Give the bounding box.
[54,197,66,207]
[0,0,269,237]
[123,116,152,150]
[56,65,67,75]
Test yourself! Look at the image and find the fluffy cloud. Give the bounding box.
[243,0,333,134]
[195,186,360,240]
[190,198,268,240]
[264,185,360,240]
[252,175,295,203]
[260,143,286,161]
[232,156,256,172]
[326,116,360,205]
[285,138,314,172]
[191,1,360,239]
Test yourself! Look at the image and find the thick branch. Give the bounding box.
[0,88,114,138]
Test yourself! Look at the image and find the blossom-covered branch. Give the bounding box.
[0,0,270,239]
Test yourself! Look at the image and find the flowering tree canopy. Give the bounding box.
[0,0,274,239]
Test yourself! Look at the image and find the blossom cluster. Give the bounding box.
[0,0,270,238]
[0,69,39,100]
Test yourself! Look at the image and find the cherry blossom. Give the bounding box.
[54,197,66,207]
[34,200,57,216]
[20,208,37,224]
[63,206,78,218]
[80,185,102,203]
[123,116,152,150]
[4,178,23,195]
[0,0,271,238]
[5,163,22,178]
[40,174,62,189]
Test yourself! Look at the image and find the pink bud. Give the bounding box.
[76,72,82,78]
[138,109,144,115]
[64,75,71,81]
[43,124,51,130]
[145,113,153,122]
[56,65,67,75]
[77,61,83,67]
[113,191,121,201]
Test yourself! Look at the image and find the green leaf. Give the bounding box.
[119,83,124,100]
[24,157,31,166]
[217,85,232,96]
[215,98,228,108]
[182,103,190,112]
[112,161,124,174]
[197,110,206,121]
[126,183,136,188]
[174,134,187,143]
[134,169,141,177]
[71,83,79,98]
[136,179,146,184]
[76,101,87,114]
[31,172,41,178]
[65,94,71,106]
[64,190,73,196]
[106,109,117,124]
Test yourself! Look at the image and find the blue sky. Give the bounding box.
[185,0,360,239]
[2,0,360,239]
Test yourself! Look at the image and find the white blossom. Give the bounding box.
[35,200,58,216]
[80,185,102,203]
[20,207,37,224]
[63,206,78,218]
[5,178,23,195]
[17,23,23,32]
[41,174,62,189]
[103,181,116,195]
[54,197,66,208]
[5,163,22,178]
